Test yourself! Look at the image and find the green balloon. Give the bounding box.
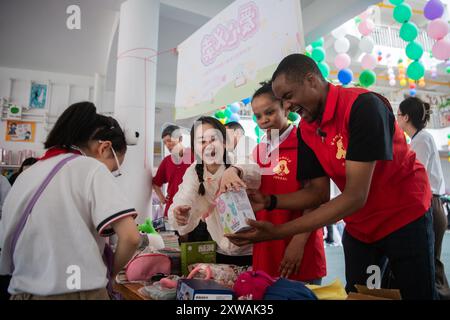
[400,22,418,42]
[406,41,424,60]
[407,61,425,80]
[288,112,300,122]
[354,17,361,24]
[389,0,404,5]
[311,47,325,62]
[215,110,226,119]
[317,61,330,78]
[305,51,312,57]
[359,69,376,87]
[224,107,233,118]
[311,38,324,48]
[446,66,450,74]
[393,3,412,23]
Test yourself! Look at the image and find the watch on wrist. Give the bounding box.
[266,194,277,211]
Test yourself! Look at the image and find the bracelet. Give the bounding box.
[266,195,277,211]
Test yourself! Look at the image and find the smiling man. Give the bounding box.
[227,53,436,300]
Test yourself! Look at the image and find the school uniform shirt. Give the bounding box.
[253,125,326,281]
[298,84,431,244]
[168,161,261,256]
[0,154,137,296]
[410,130,445,195]
[153,149,193,217]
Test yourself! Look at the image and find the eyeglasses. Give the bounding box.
[99,140,122,177]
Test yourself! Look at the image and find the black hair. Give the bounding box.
[44,101,127,154]
[271,53,325,84]
[19,157,37,173]
[399,97,431,130]
[224,121,245,134]
[161,125,181,140]
[190,116,230,196]
[251,80,282,106]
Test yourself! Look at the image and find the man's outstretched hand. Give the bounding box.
[225,219,278,246]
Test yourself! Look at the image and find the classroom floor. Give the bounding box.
[322,230,450,286]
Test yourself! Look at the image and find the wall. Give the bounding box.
[0,66,95,162]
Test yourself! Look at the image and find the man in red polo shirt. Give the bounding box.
[153,125,193,217]
[227,54,436,300]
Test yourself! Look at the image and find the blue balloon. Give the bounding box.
[409,88,417,96]
[229,113,240,122]
[338,68,353,85]
[229,102,241,113]
[241,97,251,105]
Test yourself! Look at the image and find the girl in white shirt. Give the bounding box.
[169,116,260,266]
[397,97,449,299]
[0,102,140,300]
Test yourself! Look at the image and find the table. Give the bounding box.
[113,282,150,300]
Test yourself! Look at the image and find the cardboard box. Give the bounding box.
[216,189,256,234]
[346,285,402,300]
[176,279,234,300]
[180,241,216,276]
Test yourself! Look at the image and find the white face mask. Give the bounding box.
[98,140,122,178]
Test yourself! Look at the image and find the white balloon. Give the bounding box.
[359,36,374,53]
[331,26,348,39]
[389,80,396,86]
[334,37,350,53]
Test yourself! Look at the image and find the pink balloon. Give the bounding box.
[361,53,377,70]
[334,53,351,69]
[427,19,449,40]
[358,19,375,36]
[432,38,450,60]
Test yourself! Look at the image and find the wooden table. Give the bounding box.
[113,282,150,300]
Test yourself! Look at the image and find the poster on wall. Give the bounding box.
[174,0,303,119]
[29,82,47,108]
[5,120,36,142]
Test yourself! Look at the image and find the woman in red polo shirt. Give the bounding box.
[251,81,326,284]
[227,54,436,300]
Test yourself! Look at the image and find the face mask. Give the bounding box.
[98,140,122,177]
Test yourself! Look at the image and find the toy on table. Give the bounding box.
[138,218,165,250]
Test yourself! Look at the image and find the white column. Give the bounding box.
[114,0,160,223]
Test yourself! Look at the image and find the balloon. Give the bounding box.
[224,107,233,118]
[407,61,425,80]
[242,97,251,105]
[317,61,330,78]
[229,113,240,122]
[358,19,375,36]
[359,69,376,87]
[311,47,326,62]
[427,19,449,40]
[288,112,300,122]
[229,102,240,113]
[400,22,418,42]
[331,26,348,39]
[389,79,396,86]
[409,83,416,89]
[219,118,226,125]
[432,38,450,60]
[424,0,444,20]
[334,37,350,53]
[400,79,407,86]
[334,53,351,69]
[447,66,450,74]
[361,53,377,70]
[338,68,353,85]
[389,0,404,5]
[311,38,324,48]
[393,3,412,23]
[409,89,417,96]
[215,110,226,119]
[359,36,374,53]
[405,41,424,60]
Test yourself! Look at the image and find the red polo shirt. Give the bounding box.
[153,149,193,217]
[298,84,431,243]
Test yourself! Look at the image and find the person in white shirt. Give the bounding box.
[397,96,449,299]
[169,116,261,266]
[0,102,140,300]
